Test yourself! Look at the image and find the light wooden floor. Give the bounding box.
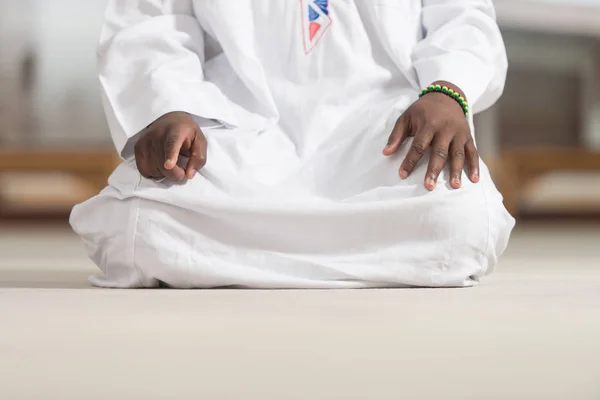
[0,223,599,399]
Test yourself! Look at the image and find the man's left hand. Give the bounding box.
[382,81,479,191]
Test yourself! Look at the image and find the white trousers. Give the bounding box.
[71,115,515,289]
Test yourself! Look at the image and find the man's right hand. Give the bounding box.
[134,111,207,182]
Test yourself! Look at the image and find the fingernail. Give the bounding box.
[452,178,461,188]
[190,169,197,179]
[473,170,480,182]
[164,159,174,169]
[399,170,408,179]
[426,177,436,190]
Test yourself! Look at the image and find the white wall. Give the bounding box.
[495,0,600,37]
[0,0,109,145]
[32,0,109,144]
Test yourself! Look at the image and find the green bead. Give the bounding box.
[428,85,435,91]
[452,92,460,99]
[448,89,454,95]
[442,87,449,94]
[434,85,442,91]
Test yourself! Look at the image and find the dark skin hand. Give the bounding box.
[383,81,479,191]
[134,111,207,181]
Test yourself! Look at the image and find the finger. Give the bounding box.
[184,130,208,179]
[383,114,410,156]
[465,139,480,183]
[158,160,185,181]
[399,127,432,179]
[424,135,452,191]
[449,139,465,189]
[154,135,186,182]
[135,140,156,179]
[146,150,165,180]
[163,125,189,170]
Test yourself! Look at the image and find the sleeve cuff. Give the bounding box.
[119,116,227,160]
[103,75,238,158]
[413,52,493,110]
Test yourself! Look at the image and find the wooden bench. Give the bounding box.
[0,148,120,215]
[494,148,600,218]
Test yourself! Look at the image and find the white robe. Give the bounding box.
[70,0,515,289]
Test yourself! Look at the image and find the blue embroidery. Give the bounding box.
[315,0,329,15]
[308,6,319,21]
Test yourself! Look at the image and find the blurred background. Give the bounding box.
[2,4,599,396]
[1,0,599,272]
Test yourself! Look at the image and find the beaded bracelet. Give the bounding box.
[418,85,469,118]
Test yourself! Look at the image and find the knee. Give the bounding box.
[434,185,514,280]
[70,193,148,288]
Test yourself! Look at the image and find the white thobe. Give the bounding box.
[71,0,515,289]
